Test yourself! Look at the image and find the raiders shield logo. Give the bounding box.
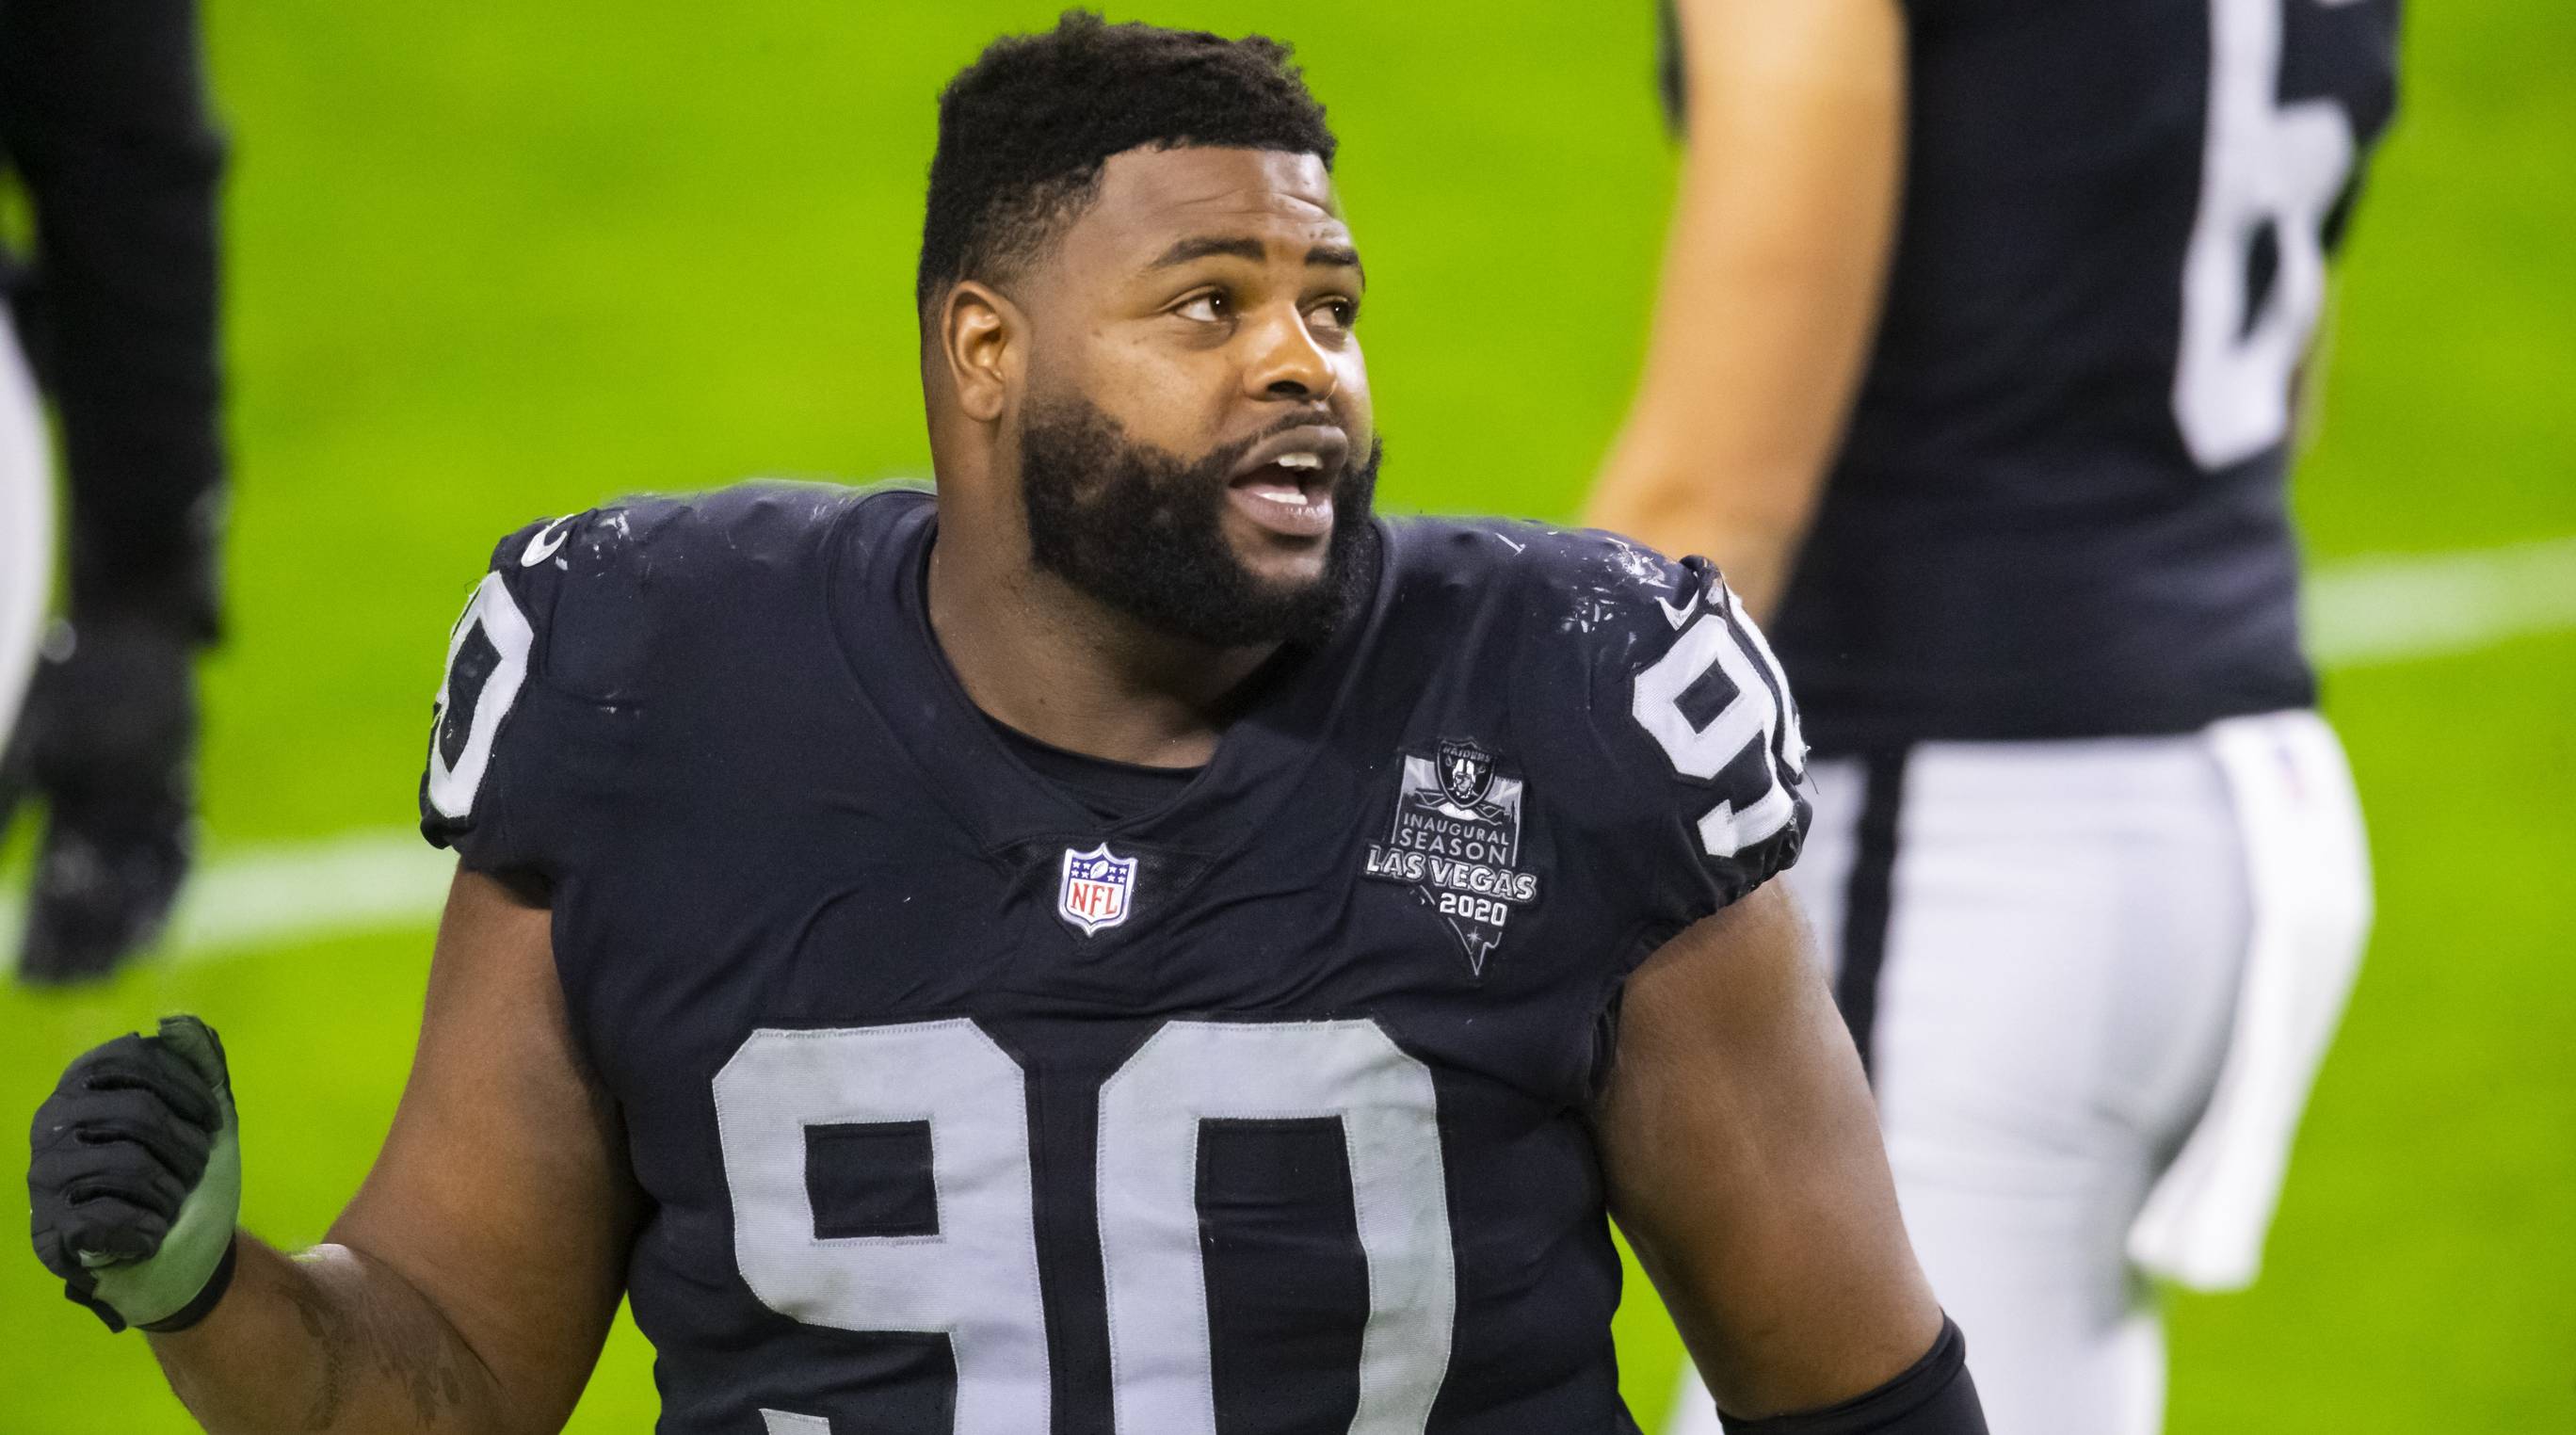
[1360,738,1542,975]
[1437,738,1496,808]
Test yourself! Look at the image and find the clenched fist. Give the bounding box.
[28,1015,240,1332]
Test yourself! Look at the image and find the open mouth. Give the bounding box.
[1228,427,1347,540]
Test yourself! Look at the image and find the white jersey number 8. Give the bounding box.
[2173,0,2361,470]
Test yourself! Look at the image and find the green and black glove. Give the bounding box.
[27,1015,241,1332]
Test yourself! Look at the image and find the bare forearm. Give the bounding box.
[148,1234,511,1434]
[1588,0,1906,618]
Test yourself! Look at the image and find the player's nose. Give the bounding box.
[1239,303,1337,403]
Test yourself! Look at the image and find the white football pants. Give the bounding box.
[1666,711,2370,1435]
[0,311,50,753]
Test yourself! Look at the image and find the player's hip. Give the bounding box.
[1792,711,2372,1284]
[1794,711,2366,899]
[1792,711,2368,1112]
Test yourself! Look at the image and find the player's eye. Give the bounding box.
[1172,291,1228,324]
[1308,297,1360,334]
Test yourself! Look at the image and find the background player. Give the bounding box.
[26,16,1986,1433]
[0,0,229,984]
[1590,0,2396,1430]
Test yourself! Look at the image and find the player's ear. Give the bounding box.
[940,281,1022,425]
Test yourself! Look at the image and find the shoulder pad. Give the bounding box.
[487,481,877,700]
[419,481,878,851]
[1505,523,1812,940]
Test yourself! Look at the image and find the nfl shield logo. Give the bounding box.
[1057,844,1139,937]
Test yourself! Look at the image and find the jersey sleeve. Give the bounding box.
[417,506,665,879]
[1511,526,1812,960]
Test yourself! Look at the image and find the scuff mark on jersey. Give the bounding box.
[1598,536,1667,589]
[1556,590,1623,635]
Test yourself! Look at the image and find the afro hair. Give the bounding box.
[917,10,1337,314]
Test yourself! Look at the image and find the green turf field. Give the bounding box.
[4,2,2570,1430]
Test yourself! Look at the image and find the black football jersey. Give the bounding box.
[417,483,1810,1434]
[1668,0,2401,749]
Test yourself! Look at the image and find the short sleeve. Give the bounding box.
[417,506,661,876]
[415,485,861,879]
[1512,527,1812,957]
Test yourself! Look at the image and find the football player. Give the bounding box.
[24,13,1992,1434]
[1590,1,2395,1431]
[0,0,229,984]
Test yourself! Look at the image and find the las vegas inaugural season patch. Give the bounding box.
[1362,738,1540,974]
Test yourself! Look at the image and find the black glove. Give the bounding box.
[28,1016,242,1332]
[0,613,200,985]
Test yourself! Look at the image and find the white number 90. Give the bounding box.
[716,1018,1457,1433]
[1629,586,1807,861]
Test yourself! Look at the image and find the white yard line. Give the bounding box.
[2303,533,2576,669]
[5,536,2571,973]
[0,830,453,973]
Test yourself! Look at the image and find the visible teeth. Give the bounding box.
[1276,452,1324,471]
[1246,482,1307,504]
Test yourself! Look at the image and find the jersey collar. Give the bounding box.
[829,492,1390,876]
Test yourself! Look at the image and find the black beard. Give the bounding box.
[1018,395,1381,650]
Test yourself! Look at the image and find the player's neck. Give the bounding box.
[925,536,1273,770]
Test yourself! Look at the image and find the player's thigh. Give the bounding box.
[1872,737,2248,1198]
[0,314,50,749]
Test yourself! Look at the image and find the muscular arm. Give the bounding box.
[1596,882,1942,1420]
[145,871,640,1433]
[1586,0,1907,621]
